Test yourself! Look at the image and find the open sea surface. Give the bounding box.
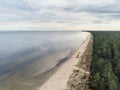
[0,31,89,90]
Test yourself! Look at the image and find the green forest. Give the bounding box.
[89,32,120,90]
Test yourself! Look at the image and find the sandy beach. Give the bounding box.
[38,32,92,90]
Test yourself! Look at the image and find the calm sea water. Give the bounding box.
[0,31,89,90]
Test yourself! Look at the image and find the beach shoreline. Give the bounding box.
[38,32,92,90]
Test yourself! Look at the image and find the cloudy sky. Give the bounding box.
[0,0,120,31]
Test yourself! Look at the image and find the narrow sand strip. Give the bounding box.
[38,33,91,90]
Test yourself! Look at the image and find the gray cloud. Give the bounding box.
[62,0,120,20]
[0,0,120,30]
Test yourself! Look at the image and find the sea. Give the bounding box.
[0,31,89,90]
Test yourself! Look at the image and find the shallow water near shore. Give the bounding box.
[0,31,89,90]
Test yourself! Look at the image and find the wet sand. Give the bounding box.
[38,33,91,90]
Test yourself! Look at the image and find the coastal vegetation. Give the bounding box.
[89,32,120,90]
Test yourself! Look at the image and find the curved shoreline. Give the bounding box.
[38,32,92,90]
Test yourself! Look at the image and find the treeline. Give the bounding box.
[89,32,120,90]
